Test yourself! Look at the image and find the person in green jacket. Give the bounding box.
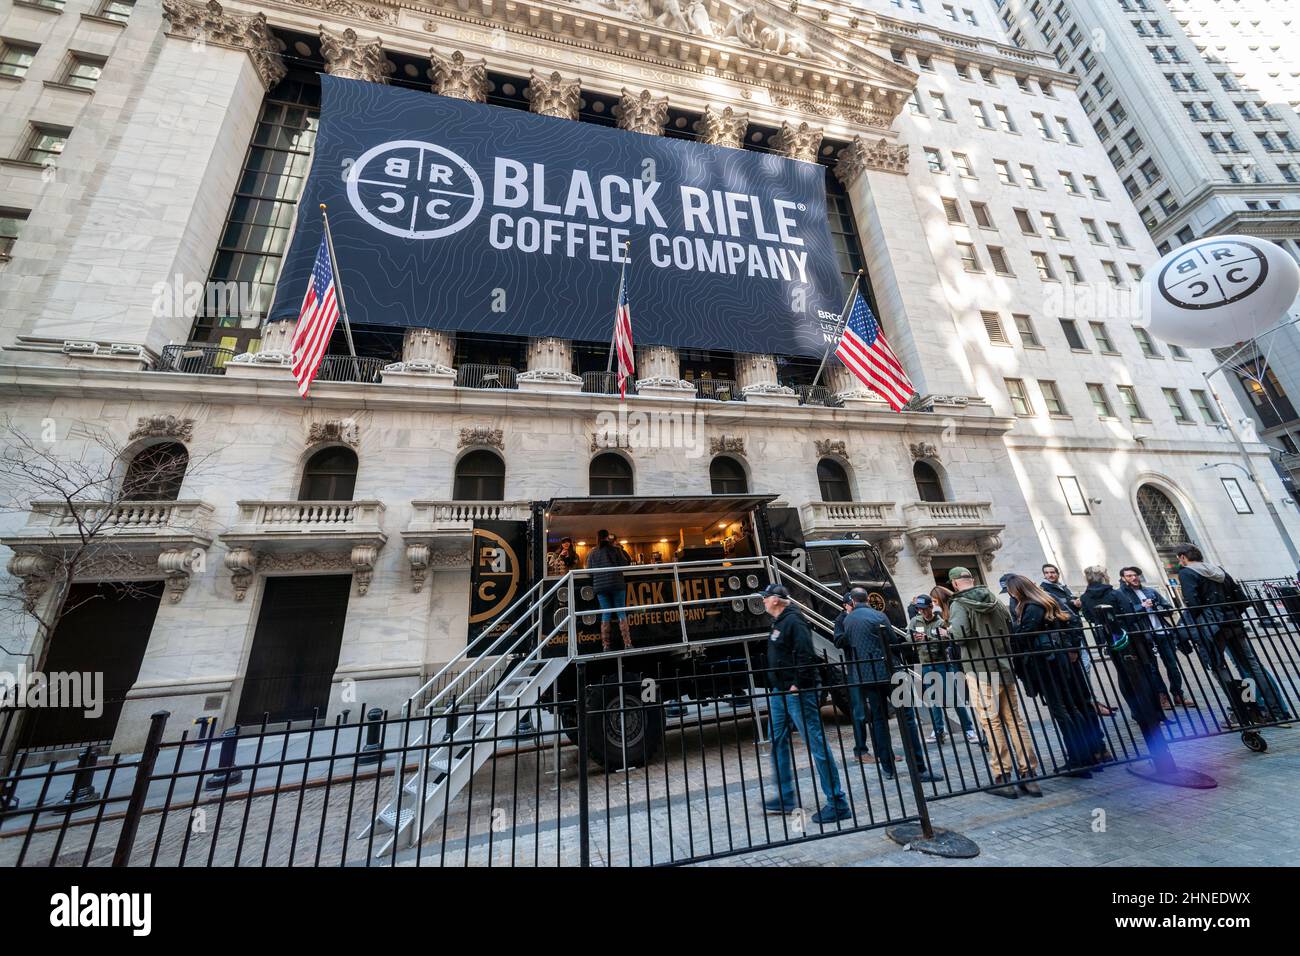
[907,595,978,744]
[946,567,1042,799]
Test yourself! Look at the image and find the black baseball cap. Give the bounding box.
[914,594,933,608]
[841,591,855,605]
[998,573,1013,593]
[757,583,791,599]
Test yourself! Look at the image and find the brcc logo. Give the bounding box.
[346,139,483,240]
[1158,238,1268,311]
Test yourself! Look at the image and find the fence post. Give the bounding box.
[575,660,590,868]
[112,710,170,868]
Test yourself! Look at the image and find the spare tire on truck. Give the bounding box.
[582,673,664,771]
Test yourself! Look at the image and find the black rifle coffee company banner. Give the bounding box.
[270,75,841,356]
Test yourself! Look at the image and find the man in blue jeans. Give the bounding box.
[584,529,632,652]
[759,584,851,825]
[833,591,873,762]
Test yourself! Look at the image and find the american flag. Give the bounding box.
[289,235,340,397]
[613,263,635,399]
[833,290,915,411]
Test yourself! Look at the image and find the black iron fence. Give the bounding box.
[456,364,518,390]
[2,594,1295,867]
[153,344,236,375]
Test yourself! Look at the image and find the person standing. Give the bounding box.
[842,589,943,783]
[946,568,1042,798]
[908,595,978,745]
[1042,563,1115,719]
[1175,544,1290,722]
[1080,566,1166,731]
[833,592,872,763]
[759,584,851,824]
[1118,566,1196,709]
[585,529,632,652]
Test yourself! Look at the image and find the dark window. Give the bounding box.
[122,442,188,501]
[298,446,358,501]
[1137,484,1190,553]
[817,458,852,502]
[589,453,633,496]
[914,461,946,502]
[710,456,748,494]
[453,449,505,501]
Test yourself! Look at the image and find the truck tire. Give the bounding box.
[583,673,664,771]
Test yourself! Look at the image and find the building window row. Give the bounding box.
[1004,378,1218,426]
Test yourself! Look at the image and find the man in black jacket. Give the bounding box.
[760,584,851,823]
[839,589,941,782]
[1118,566,1195,709]
[833,592,871,761]
[1175,544,1290,722]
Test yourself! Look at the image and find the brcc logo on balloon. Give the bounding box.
[346,139,484,239]
[1138,234,1300,348]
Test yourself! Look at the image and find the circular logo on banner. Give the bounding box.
[1157,239,1268,311]
[346,139,483,239]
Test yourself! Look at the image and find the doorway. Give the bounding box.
[237,575,351,725]
[929,556,984,590]
[20,581,164,749]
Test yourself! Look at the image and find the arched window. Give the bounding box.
[122,442,188,501]
[589,453,634,496]
[710,456,748,495]
[913,461,946,502]
[298,447,358,501]
[1137,484,1190,552]
[817,458,852,502]
[453,449,505,501]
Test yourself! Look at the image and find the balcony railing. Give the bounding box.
[794,384,844,408]
[457,364,518,390]
[14,499,215,537]
[154,344,235,375]
[315,355,387,384]
[902,500,995,527]
[693,378,745,402]
[582,371,637,396]
[801,500,902,532]
[232,500,385,532]
[407,499,533,535]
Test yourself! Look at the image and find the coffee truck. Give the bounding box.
[466,494,904,767]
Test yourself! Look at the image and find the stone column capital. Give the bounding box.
[161,0,287,89]
[319,25,392,83]
[834,136,910,186]
[772,120,823,163]
[698,105,749,148]
[525,70,581,119]
[430,48,488,102]
[616,88,669,136]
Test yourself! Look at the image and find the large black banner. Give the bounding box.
[270,75,843,357]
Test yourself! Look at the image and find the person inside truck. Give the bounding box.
[585,529,633,652]
[547,537,579,576]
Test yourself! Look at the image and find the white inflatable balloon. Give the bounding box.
[1137,234,1300,348]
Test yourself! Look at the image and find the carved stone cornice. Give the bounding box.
[430,48,489,102]
[709,436,746,457]
[834,136,910,186]
[771,120,822,163]
[525,69,581,119]
[814,439,847,459]
[458,426,504,450]
[616,88,669,136]
[129,415,195,443]
[289,0,395,24]
[319,25,392,83]
[698,105,749,148]
[161,0,286,89]
[308,419,360,447]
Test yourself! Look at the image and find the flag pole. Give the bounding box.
[320,203,362,381]
[606,240,631,374]
[810,269,862,389]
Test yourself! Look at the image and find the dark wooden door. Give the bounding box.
[237,575,351,725]
[21,581,164,748]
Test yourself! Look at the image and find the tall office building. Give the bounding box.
[2,0,1295,752]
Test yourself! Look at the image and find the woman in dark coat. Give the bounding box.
[1006,575,1103,776]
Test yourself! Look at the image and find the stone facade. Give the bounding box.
[1,0,1297,755]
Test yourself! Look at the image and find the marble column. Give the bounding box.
[828,363,888,407]
[383,328,457,387]
[616,88,668,136]
[518,336,583,393]
[524,70,581,119]
[772,120,823,163]
[634,344,695,398]
[319,27,392,83]
[698,105,749,148]
[430,48,488,101]
[735,352,798,405]
[226,318,296,380]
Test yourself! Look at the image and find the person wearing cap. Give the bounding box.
[833,591,872,762]
[908,594,978,745]
[946,566,1042,799]
[585,529,632,652]
[758,584,851,824]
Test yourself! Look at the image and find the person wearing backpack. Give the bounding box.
[1175,544,1290,723]
[1005,575,1104,777]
